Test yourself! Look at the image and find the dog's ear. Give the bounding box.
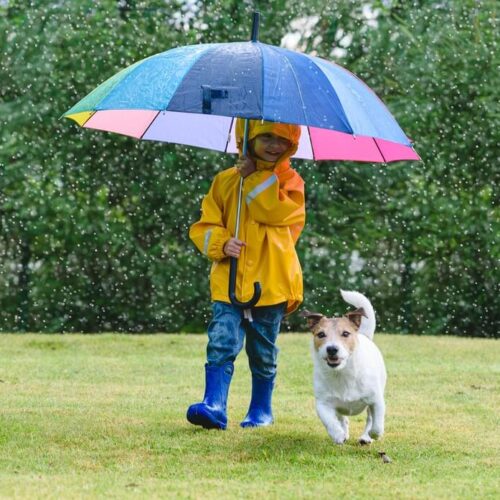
[345,308,366,328]
[300,309,324,330]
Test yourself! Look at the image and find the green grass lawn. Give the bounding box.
[0,333,498,499]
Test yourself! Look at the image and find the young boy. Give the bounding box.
[187,118,305,429]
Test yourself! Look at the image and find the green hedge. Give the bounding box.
[1,0,498,336]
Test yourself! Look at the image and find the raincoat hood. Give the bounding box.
[235,119,301,170]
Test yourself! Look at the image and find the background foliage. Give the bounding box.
[0,0,498,336]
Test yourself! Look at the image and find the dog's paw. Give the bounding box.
[331,433,347,445]
[359,435,373,445]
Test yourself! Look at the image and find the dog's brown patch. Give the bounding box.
[311,317,336,351]
[300,310,324,329]
[345,308,366,328]
[308,316,358,354]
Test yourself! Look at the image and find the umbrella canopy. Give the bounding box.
[64,41,420,163]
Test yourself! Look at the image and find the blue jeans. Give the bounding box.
[206,301,286,380]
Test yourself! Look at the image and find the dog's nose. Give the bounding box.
[326,345,338,356]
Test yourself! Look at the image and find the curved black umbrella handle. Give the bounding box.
[228,257,261,308]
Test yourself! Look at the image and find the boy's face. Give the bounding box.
[251,133,292,162]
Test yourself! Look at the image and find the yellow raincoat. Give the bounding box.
[189,119,305,314]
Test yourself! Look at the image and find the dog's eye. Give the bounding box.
[317,331,326,339]
[341,331,351,337]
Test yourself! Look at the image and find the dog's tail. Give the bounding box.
[340,290,376,340]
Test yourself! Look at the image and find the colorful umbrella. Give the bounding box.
[64,45,419,163]
[64,13,420,307]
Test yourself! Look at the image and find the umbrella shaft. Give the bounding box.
[235,118,250,239]
[242,118,250,156]
[235,177,243,239]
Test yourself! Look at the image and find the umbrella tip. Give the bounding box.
[251,11,260,42]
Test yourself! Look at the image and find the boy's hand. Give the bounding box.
[223,238,246,258]
[235,156,256,178]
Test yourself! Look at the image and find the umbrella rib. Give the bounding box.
[92,57,155,113]
[307,56,354,135]
[80,111,96,128]
[225,117,234,153]
[268,46,308,125]
[333,60,406,138]
[306,126,316,161]
[256,42,265,120]
[373,138,387,163]
[139,111,161,140]
[165,45,221,113]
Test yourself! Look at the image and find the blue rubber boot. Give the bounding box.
[240,375,275,428]
[187,362,233,430]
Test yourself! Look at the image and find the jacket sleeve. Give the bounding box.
[189,176,231,261]
[242,169,305,243]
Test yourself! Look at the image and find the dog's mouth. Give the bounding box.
[326,356,342,368]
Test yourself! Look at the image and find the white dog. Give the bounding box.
[302,290,387,445]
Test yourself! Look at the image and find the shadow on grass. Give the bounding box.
[151,422,384,466]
